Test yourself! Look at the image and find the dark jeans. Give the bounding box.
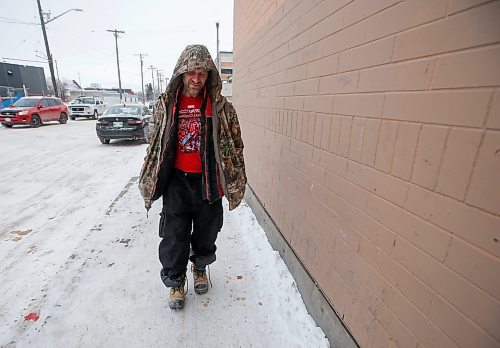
[159,169,223,287]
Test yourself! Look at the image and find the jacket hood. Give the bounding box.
[163,44,222,101]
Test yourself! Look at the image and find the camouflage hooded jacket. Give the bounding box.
[138,45,246,211]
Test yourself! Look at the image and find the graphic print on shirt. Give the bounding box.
[178,104,201,153]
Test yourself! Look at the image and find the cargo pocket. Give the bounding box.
[158,209,166,238]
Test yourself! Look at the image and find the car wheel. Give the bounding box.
[3,124,13,128]
[30,115,41,128]
[99,138,110,144]
[70,115,76,120]
[59,112,68,124]
[93,110,98,120]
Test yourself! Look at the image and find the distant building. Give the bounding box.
[66,85,140,105]
[216,51,233,101]
[216,51,233,82]
[221,76,233,102]
[0,62,48,96]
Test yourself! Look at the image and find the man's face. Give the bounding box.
[182,69,208,97]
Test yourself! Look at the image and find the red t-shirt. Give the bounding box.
[173,93,212,173]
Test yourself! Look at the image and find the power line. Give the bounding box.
[0,19,39,26]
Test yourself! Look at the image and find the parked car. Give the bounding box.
[147,100,155,111]
[95,104,151,144]
[0,96,68,128]
[69,96,106,120]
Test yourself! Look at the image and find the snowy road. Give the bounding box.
[0,120,328,347]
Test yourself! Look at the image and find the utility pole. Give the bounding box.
[159,72,165,92]
[135,53,147,103]
[156,69,162,95]
[107,29,125,102]
[37,0,58,97]
[148,65,156,100]
[55,59,62,98]
[216,21,220,73]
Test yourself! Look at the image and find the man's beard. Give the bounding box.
[188,84,202,96]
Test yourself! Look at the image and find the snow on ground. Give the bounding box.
[0,120,329,347]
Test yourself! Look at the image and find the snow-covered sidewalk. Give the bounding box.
[0,121,329,347]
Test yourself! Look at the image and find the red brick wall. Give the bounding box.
[233,1,500,347]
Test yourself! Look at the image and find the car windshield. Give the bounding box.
[12,98,39,107]
[104,106,141,115]
[74,98,95,104]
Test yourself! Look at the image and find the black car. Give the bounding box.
[96,104,151,144]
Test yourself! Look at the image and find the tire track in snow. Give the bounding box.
[0,176,144,343]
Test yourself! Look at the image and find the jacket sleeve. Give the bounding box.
[219,98,247,210]
[147,96,166,144]
[223,99,245,166]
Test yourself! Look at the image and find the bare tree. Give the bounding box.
[145,83,154,101]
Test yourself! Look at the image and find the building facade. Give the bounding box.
[233,1,500,347]
[0,62,48,96]
[217,51,233,82]
[67,88,140,105]
[217,51,234,101]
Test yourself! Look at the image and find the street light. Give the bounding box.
[36,0,83,97]
[44,8,83,24]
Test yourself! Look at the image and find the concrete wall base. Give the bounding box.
[244,185,359,348]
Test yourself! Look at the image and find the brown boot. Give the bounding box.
[168,275,186,310]
[191,264,209,295]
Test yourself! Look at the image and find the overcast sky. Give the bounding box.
[1,0,234,92]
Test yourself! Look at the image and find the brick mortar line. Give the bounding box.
[239,113,498,209]
[294,0,352,37]
[446,0,452,16]
[237,85,500,97]
[290,147,492,272]
[243,118,500,220]
[258,0,352,58]
[445,0,498,16]
[461,89,497,212]
[248,116,500,246]
[238,0,441,69]
[432,127,451,192]
[238,41,500,87]
[294,154,500,301]
[261,167,499,346]
[388,119,401,176]
[236,78,500,93]
[396,42,500,67]
[371,116,386,172]
[288,152,500,304]
[237,23,500,85]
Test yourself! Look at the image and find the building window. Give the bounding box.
[221,68,233,75]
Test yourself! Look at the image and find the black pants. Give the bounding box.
[159,169,223,287]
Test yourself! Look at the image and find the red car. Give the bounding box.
[0,96,69,128]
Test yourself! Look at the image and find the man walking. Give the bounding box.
[139,45,246,310]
